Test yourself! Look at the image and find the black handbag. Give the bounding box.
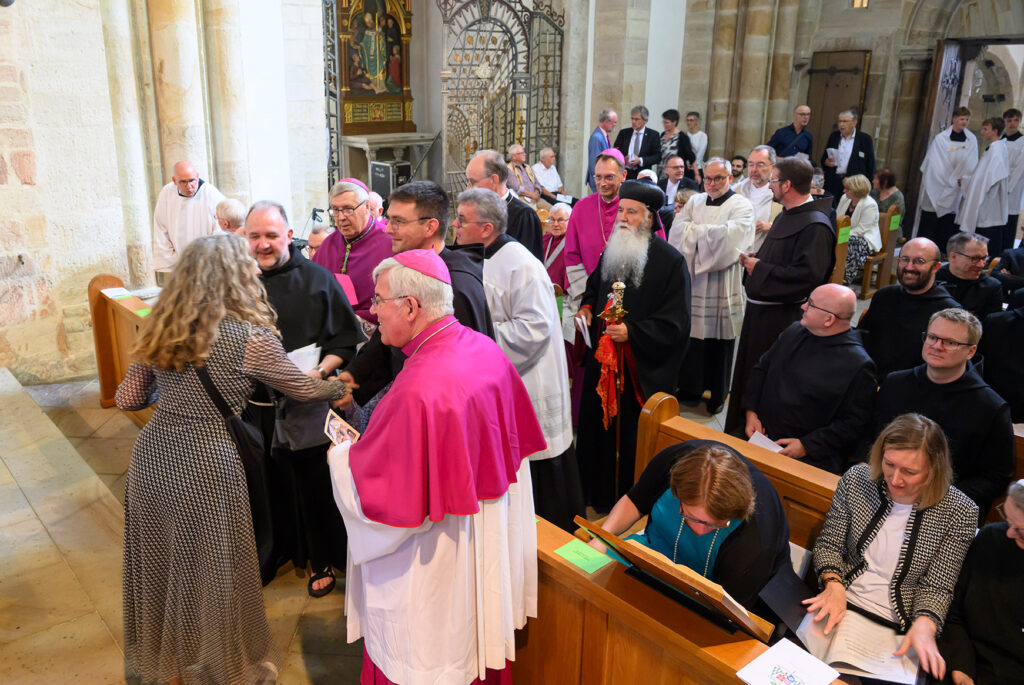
[194,364,265,470]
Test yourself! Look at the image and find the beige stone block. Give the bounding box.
[289,584,350,655]
[0,154,6,184]
[278,649,363,684]
[45,406,122,438]
[74,437,136,476]
[0,611,124,681]
[263,566,309,651]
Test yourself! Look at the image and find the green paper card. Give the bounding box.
[837,225,851,244]
[554,538,613,574]
[135,308,152,317]
[556,294,563,320]
[889,215,901,232]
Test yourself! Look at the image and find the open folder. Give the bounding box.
[574,516,774,642]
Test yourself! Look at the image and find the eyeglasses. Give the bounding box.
[767,177,782,184]
[806,298,849,319]
[386,216,433,228]
[593,174,621,183]
[922,332,973,349]
[370,293,413,308]
[996,503,1024,537]
[704,175,729,184]
[952,251,989,264]
[750,162,772,170]
[679,505,729,530]
[330,200,366,218]
[465,175,487,187]
[897,256,938,267]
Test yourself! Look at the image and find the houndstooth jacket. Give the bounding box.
[812,464,978,632]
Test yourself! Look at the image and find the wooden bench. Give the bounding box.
[860,206,901,299]
[829,215,851,284]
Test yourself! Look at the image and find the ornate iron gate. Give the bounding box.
[323,0,342,189]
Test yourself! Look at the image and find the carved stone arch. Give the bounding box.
[906,0,1024,47]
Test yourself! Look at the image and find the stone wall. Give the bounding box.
[0,1,129,384]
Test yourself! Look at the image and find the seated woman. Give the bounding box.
[804,413,978,681]
[837,173,882,285]
[939,479,1024,685]
[871,167,906,238]
[586,439,791,611]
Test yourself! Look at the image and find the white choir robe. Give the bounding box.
[956,139,1010,230]
[483,240,573,460]
[733,178,774,250]
[328,446,537,685]
[152,181,225,271]
[1006,135,1024,217]
[668,193,754,340]
[919,127,978,216]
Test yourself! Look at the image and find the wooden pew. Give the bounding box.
[88,274,155,427]
[860,206,901,299]
[829,215,851,284]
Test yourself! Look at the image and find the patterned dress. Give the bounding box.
[116,318,347,684]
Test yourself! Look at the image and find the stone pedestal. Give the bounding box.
[341,132,438,185]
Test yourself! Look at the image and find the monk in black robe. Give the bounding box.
[980,303,1024,421]
[743,285,876,474]
[934,232,1003,319]
[857,237,960,379]
[724,157,835,434]
[576,181,691,509]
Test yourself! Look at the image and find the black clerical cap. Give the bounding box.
[618,180,665,218]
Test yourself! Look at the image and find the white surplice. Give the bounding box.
[667,192,754,340]
[919,128,978,216]
[152,181,225,271]
[956,139,1010,230]
[328,447,537,685]
[1005,134,1024,216]
[484,239,573,460]
[733,178,774,250]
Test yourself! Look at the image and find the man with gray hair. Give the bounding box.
[326,248,544,684]
[153,159,225,276]
[506,142,543,207]
[466,148,543,259]
[456,188,582,530]
[532,146,567,206]
[588,108,618,191]
[613,105,661,180]
[216,198,247,235]
[821,108,875,203]
[734,145,777,250]
[936,231,1003,319]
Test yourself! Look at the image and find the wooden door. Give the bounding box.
[806,51,871,162]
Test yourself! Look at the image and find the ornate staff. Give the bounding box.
[597,281,628,499]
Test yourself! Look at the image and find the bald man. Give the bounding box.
[153,160,225,274]
[742,284,877,474]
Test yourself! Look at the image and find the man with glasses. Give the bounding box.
[465,149,543,259]
[657,154,699,213]
[857,237,960,379]
[724,157,835,434]
[873,308,1014,520]
[742,284,875,474]
[152,160,225,277]
[311,179,393,323]
[767,105,813,159]
[733,145,777,250]
[613,105,661,180]
[668,158,754,415]
[935,232,1003,319]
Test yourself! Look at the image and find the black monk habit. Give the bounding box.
[743,322,877,474]
[504,191,544,260]
[255,243,366,582]
[723,197,835,434]
[577,236,691,508]
[855,282,960,380]
[935,264,1003,319]
[874,361,1015,521]
[345,244,494,405]
[980,305,1024,422]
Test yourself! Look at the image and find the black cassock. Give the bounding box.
[875,362,1015,522]
[505,193,544,261]
[855,283,960,380]
[935,265,1003,319]
[576,237,690,508]
[723,199,835,434]
[980,306,1024,422]
[742,323,877,474]
[254,244,366,583]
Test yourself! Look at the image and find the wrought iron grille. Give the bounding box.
[323,0,342,189]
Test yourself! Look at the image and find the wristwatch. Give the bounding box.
[316,365,327,379]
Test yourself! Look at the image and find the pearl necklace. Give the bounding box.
[672,519,720,578]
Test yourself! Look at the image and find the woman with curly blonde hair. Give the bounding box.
[116,232,350,684]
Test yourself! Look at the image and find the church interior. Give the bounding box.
[2,0,1024,682]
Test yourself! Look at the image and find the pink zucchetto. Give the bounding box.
[393,249,451,285]
[340,177,370,193]
[598,147,625,167]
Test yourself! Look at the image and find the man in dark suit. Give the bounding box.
[820,109,875,205]
[613,105,661,180]
[587,109,617,192]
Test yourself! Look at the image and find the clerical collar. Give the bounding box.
[482,233,513,259]
[1005,131,1023,141]
[178,179,205,198]
[705,189,734,207]
[401,315,458,357]
[950,130,967,142]
[503,188,515,204]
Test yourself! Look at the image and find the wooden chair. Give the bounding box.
[829,216,851,284]
[536,207,549,222]
[985,256,1001,276]
[860,206,901,299]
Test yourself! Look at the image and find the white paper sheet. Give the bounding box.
[737,638,839,685]
[287,343,321,374]
[574,315,591,348]
[797,611,919,684]
[100,287,132,299]
[749,430,783,453]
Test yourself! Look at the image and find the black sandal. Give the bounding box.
[308,567,335,598]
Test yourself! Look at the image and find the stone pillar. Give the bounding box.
[764,0,800,141]
[706,0,739,159]
[560,0,592,197]
[202,0,250,202]
[888,50,933,207]
[146,0,210,178]
[730,0,776,157]
[99,0,155,288]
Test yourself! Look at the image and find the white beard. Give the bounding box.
[601,220,650,287]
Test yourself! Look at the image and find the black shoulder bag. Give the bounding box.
[194,364,265,470]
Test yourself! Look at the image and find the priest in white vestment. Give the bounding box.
[668,158,754,414]
[328,249,545,685]
[956,117,1010,254]
[733,145,776,251]
[152,160,225,273]
[917,107,977,251]
[456,188,582,532]
[1003,107,1024,248]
